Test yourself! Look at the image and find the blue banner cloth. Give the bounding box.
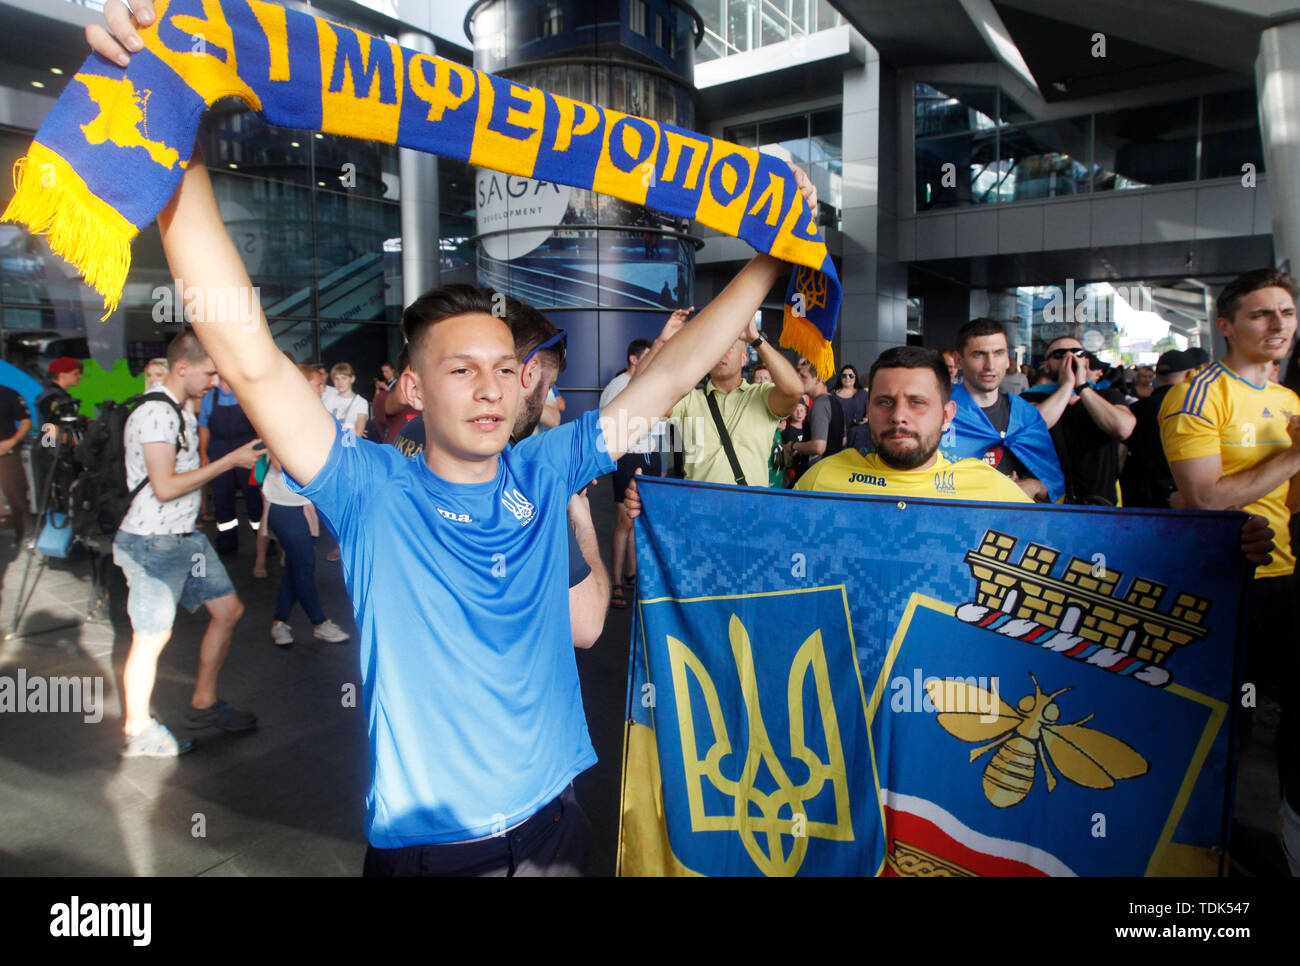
[619,478,1248,877]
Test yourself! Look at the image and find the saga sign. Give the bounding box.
[475,171,572,261]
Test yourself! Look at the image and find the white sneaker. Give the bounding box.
[270,621,294,646]
[121,719,193,758]
[313,619,349,643]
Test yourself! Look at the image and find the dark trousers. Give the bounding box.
[0,452,27,545]
[362,785,591,877]
[211,461,262,553]
[269,503,325,625]
[1245,576,1299,811]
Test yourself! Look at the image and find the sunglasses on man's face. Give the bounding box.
[1047,347,1088,360]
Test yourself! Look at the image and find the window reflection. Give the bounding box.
[915,84,1262,212]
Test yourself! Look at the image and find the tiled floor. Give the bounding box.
[0,486,1286,876]
[0,486,634,877]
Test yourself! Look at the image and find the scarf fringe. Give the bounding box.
[780,310,836,382]
[2,148,133,319]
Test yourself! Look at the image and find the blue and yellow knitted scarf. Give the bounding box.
[2,0,841,377]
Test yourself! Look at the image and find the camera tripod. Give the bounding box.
[5,417,110,640]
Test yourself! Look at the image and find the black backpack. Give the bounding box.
[71,391,188,548]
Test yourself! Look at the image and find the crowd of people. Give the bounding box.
[17,4,1298,876]
[7,182,1293,876]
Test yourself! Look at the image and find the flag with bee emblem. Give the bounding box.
[618,477,1250,876]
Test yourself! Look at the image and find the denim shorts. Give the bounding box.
[113,531,237,637]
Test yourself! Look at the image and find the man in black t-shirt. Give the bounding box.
[1023,337,1136,504]
[1119,350,1195,508]
[0,385,32,545]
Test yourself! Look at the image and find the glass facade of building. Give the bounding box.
[1011,283,1193,369]
[695,0,844,62]
[723,108,843,229]
[0,105,478,388]
[466,0,702,414]
[914,83,1266,212]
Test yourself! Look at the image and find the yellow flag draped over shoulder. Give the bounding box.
[1,0,840,376]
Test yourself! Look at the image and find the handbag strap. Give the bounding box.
[705,390,747,486]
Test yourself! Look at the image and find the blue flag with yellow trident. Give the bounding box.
[0,0,840,377]
[618,478,1249,876]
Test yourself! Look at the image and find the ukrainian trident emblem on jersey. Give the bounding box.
[627,585,883,876]
[500,488,535,526]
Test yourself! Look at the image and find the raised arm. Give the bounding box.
[603,166,816,458]
[600,253,785,459]
[1078,385,1136,440]
[756,329,803,417]
[1027,354,1078,430]
[156,152,336,484]
[633,307,694,376]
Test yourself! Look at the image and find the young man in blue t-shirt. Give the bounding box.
[154,148,815,875]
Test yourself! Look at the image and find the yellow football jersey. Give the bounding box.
[794,449,1032,503]
[1159,361,1299,578]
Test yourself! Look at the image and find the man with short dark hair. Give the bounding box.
[1022,336,1135,503]
[396,293,610,647]
[116,331,265,757]
[796,346,1030,501]
[156,149,816,874]
[1161,266,1300,873]
[946,318,1062,502]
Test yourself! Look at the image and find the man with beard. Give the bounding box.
[794,347,1031,502]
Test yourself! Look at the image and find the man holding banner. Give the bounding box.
[796,347,1031,503]
[1160,267,1300,874]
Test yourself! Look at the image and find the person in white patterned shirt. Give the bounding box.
[115,331,266,758]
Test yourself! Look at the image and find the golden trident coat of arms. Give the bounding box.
[666,615,853,876]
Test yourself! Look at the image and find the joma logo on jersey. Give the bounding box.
[500,488,535,526]
[848,472,886,487]
[933,471,956,494]
[436,507,472,523]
